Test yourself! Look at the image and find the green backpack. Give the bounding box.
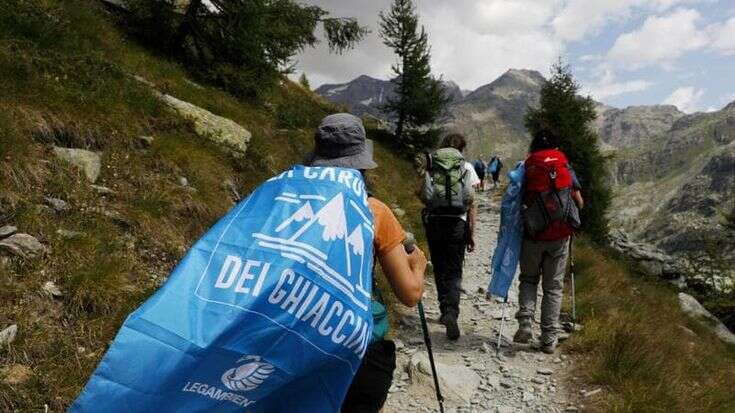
[420,147,470,215]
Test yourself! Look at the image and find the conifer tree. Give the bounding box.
[299,73,311,90]
[125,0,367,100]
[379,0,448,140]
[525,61,611,242]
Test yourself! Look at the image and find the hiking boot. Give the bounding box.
[438,313,447,326]
[513,320,533,344]
[540,338,558,354]
[445,316,460,341]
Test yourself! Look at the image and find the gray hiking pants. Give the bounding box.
[516,237,570,343]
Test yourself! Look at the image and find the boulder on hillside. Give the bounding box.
[159,94,251,157]
[0,225,17,239]
[52,147,101,183]
[44,196,69,212]
[0,234,47,259]
[408,351,481,406]
[0,324,18,345]
[42,281,63,298]
[678,293,735,346]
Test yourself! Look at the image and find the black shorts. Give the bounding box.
[341,340,396,413]
[492,172,500,181]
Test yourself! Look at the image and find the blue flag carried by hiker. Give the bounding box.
[488,158,499,174]
[488,163,525,299]
[71,165,375,413]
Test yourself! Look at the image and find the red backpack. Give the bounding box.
[522,149,581,241]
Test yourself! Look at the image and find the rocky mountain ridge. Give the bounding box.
[595,104,685,149]
[315,76,467,119]
[611,102,735,274]
[316,69,547,158]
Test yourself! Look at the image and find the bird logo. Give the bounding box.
[221,356,274,392]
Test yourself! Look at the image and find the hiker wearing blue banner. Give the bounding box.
[419,133,476,341]
[487,155,503,189]
[71,113,426,413]
[513,129,583,354]
[301,114,427,413]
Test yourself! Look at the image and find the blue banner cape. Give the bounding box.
[71,166,375,412]
[488,163,525,299]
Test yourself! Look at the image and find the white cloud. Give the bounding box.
[589,80,653,100]
[466,0,555,35]
[585,67,653,100]
[708,17,735,55]
[579,54,603,62]
[607,9,709,69]
[663,86,706,113]
[721,92,735,105]
[421,1,562,89]
[292,0,731,115]
[552,0,708,42]
[293,0,563,90]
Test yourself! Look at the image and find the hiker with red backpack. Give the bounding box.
[513,129,583,354]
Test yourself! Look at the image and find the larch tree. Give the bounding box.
[379,0,448,141]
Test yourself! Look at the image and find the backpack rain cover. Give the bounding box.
[71,165,375,413]
[488,163,525,299]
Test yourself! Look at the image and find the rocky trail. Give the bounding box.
[383,192,582,413]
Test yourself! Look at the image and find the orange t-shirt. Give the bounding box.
[368,198,405,256]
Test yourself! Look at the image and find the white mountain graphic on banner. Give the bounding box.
[253,192,372,310]
[276,202,314,233]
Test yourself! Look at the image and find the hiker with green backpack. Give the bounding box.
[418,133,477,341]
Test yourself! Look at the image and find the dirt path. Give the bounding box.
[384,191,578,413]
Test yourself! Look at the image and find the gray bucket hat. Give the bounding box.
[306,113,377,170]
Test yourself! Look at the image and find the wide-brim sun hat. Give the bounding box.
[305,113,378,170]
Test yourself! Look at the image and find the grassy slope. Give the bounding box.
[0,1,426,410]
[567,240,735,412]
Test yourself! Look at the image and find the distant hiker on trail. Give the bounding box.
[303,114,428,413]
[418,133,477,341]
[513,129,583,354]
[466,158,482,192]
[473,158,487,191]
[487,155,504,189]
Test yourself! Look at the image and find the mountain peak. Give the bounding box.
[463,69,546,102]
[353,74,383,83]
[499,69,546,86]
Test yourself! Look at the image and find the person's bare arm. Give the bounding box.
[572,189,584,209]
[467,203,477,252]
[379,245,426,307]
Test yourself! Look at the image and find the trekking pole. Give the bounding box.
[496,297,509,356]
[418,300,445,413]
[403,234,444,413]
[569,237,576,324]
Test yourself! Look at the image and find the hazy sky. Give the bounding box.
[292,0,735,113]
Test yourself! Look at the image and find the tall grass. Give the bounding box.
[566,240,735,412]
